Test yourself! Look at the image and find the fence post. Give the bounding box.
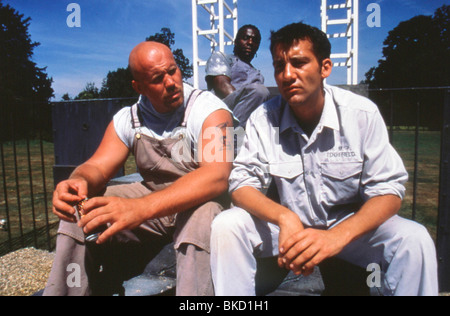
[438,89,450,293]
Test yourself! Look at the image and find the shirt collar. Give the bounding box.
[321,85,340,132]
[279,86,340,134]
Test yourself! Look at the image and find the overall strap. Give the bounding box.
[130,103,141,129]
[181,89,204,128]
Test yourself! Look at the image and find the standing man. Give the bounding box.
[211,22,438,296]
[206,24,271,127]
[44,41,234,296]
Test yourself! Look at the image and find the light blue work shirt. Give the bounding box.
[229,84,409,228]
[205,51,265,91]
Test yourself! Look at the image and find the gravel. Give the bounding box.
[0,248,55,296]
[1,248,449,296]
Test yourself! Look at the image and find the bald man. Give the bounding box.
[44,42,234,296]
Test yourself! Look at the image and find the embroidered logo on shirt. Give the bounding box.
[326,146,358,161]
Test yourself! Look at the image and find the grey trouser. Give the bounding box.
[223,83,271,127]
[43,182,223,296]
[211,207,439,296]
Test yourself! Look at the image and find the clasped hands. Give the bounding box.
[277,214,346,276]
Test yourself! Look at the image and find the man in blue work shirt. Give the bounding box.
[206,24,271,127]
[211,22,438,296]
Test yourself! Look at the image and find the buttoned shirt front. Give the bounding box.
[229,84,408,228]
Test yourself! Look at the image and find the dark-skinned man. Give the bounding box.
[206,24,271,127]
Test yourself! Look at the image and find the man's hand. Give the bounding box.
[52,178,89,222]
[279,228,347,276]
[78,196,148,244]
[277,212,304,268]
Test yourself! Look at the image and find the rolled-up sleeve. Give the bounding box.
[229,118,271,194]
[205,51,232,79]
[360,109,409,201]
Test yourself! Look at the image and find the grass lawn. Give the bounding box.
[0,130,442,254]
[391,131,441,240]
[0,140,57,254]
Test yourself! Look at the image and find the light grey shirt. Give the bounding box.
[229,84,408,228]
[205,51,265,91]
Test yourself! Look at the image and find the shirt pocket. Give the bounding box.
[320,161,363,204]
[269,160,304,198]
[268,161,304,208]
[269,161,304,180]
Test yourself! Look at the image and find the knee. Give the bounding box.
[211,207,249,241]
[245,83,270,99]
[394,220,436,258]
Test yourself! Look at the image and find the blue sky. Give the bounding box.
[3,0,449,100]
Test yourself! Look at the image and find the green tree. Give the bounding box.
[146,27,193,80]
[99,67,137,99]
[0,0,54,141]
[75,82,100,100]
[83,27,193,99]
[61,93,71,101]
[365,5,450,88]
[0,1,54,105]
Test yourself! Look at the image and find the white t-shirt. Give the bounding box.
[113,83,232,153]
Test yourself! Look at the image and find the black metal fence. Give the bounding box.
[0,101,55,255]
[0,87,449,290]
[370,88,446,223]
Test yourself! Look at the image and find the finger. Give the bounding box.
[278,256,285,269]
[70,182,88,200]
[83,211,113,234]
[52,194,78,217]
[53,188,84,213]
[279,230,306,255]
[96,223,121,245]
[289,246,320,274]
[58,192,84,205]
[52,199,75,216]
[301,250,329,275]
[301,266,315,277]
[52,206,77,223]
[82,197,111,214]
[282,238,314,270]
[79,205,110,229]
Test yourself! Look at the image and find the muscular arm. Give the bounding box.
[80,109,234,243]
[52,121,130,222]
[207,75,236,99]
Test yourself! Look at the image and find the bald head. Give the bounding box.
[129,41,184,113]
[129,41,175,81]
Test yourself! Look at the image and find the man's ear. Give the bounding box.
[321,58,333,79]
[132,80,141,94]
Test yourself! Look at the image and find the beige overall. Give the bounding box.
[44,90,227,296]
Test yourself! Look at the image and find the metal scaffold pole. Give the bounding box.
[321,0,359,85]
[191,0,238,89]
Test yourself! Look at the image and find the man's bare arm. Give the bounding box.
[207,75,236,99]
[80,109,234,243]
[52,121,130,222]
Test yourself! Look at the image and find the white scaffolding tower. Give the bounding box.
[321,0,359,85]
[192,0,239,88]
